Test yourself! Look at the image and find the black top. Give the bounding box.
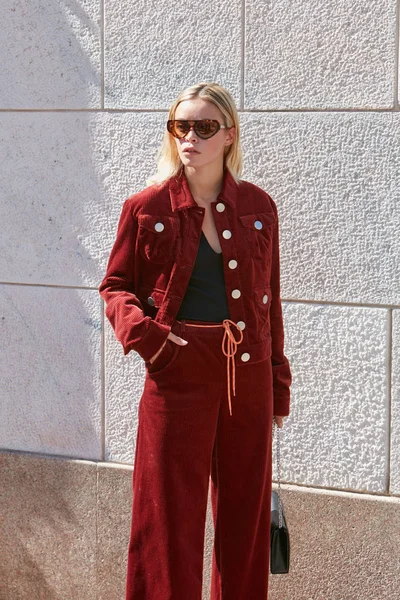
[176,231,230,322]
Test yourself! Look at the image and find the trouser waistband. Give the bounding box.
[175,318,244,416]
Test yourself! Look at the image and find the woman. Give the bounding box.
[99,81,292,600]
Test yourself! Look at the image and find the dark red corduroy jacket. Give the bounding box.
[98,166,292,416]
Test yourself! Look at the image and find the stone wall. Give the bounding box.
[1,1,399,598]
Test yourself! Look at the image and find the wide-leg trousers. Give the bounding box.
[125,317,274,600]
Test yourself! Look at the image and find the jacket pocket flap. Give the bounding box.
[239,211,276,229]
[137,285,166,308]
[254,285,272,305]
[138,214,180,233]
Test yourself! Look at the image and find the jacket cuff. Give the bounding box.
[123,319,171,362]
[273,396,290,417]
[272,360,292,417]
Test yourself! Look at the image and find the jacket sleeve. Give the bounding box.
[98,198,171,361]
[269,198,292,416]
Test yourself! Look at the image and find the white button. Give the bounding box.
[222,229,232,239]
[231,289,241,299]
[262,294,268,304]
[228,259,237,269]
[241,352,250,362]
[254,220,263,230]
[237,321,246,330]
[154,222,164,232]
[216,202,225,212]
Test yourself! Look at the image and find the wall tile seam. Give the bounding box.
[2,449,399,502]
[0,107,400,114]
[278,479,399,499]
[282,299,400,310]
[100,0,105,111]
[2,449,399,500]
[0,281,398,310]
[395,0,400,107]
[240,0,246,111]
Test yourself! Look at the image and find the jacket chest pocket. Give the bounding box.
[137,214,180,263]
[239,211,276,262]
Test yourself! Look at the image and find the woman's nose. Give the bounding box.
[184,125,197,140]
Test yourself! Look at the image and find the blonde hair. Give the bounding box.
[146,82,243,187]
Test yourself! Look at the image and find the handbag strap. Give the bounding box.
[272,416,283,528]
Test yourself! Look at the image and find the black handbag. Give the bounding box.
[270,417,290,574]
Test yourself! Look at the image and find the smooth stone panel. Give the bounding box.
[242,112,400,305]
[279,302,388,492]
[0,112,165,287]
[267,484,400,599]
[246,0,396,108]
[0,285,102,460]
[391,310,400,494]
[104,0,242,108]
[0,0,101,108]
[104,320,146,463]
[0,451,97,600]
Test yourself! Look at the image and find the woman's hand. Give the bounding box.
[148,332,188,364]
[274,416,285,428]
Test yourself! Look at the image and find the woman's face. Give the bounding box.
[172,98,235,171]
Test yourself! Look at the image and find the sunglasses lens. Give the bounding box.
[195,120,219,138]
[167,120,221,139]
[167,120,188,138]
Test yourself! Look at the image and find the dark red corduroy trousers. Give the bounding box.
[125,318,274,600]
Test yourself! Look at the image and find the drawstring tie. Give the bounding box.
[221,319,244,417]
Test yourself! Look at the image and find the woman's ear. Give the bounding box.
[225,126,236,146]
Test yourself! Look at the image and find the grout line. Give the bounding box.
[0,107,399,114]
[395,0,399,107]
[100,0,105,110]
[386,309,393,494]
[281,297,400,310]
[0,280,398,309]
[2,446,398,499]
[240,0,246,110]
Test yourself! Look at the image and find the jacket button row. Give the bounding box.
[263,294,268,304]
[231,289,241,299]
[216,202,225,212]
[154,222,164,232]
[222,229,231,239]
[228,259,237,269]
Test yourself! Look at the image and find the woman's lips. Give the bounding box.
[183,148,200,154]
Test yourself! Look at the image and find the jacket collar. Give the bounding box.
[169,165,238,212]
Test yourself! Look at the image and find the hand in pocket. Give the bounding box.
[148,331,188,364]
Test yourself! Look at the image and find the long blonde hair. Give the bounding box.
[146,82,243,187]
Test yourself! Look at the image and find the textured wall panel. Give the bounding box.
[278,302,388,492]
[104,320,146,463]
[0,112,165,287]
[242,112,400,305]
[245,0,396,108]
[104,0,242,108]
[0,0,101,108]
[391,310,400,493]
[0,284,102,459]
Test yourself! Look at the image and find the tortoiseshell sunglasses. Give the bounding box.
[167,119,229,140]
